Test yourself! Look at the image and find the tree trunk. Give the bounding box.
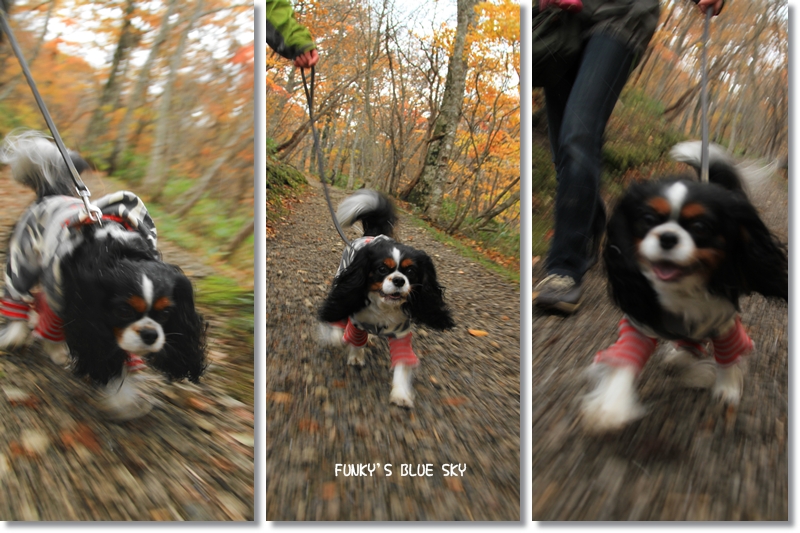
[143,0,205,201]
[0,0,55,102]
[83,0,139,153]
[221,219,254,261]
[108,0,179,176]
[172,117,253,218]
[411,0,478,221]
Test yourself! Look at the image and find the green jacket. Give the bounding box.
[266,0,316,61]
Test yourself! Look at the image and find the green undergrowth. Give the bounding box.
[194,275,255,339]
[435,198,521,262]
[267,153,307,222]
[404,212,520,287]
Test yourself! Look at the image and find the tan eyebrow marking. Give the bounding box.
[153,297,173,311]
[647,197,671,216]
[681,203,706,219]
[127,296,147,313]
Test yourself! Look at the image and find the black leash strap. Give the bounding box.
[0,9,101,222]
[700,8,712,183]
[300,65,350,246]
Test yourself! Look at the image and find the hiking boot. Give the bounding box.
[533,273,582,313]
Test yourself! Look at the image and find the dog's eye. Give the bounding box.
[689,220,711,237]
[641,213,659,226]
[113,305,138,322]
[376,265,390,276]
[151,307,173,323]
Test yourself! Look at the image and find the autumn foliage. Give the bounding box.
[0,0,254,272]
[267,0,520,264]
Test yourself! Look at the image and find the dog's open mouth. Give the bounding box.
[649,261,698,282]
[379,290,405,302]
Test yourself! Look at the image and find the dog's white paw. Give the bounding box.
[389,386,414,408]
[99,373,152,421]
[347,346,366,367]
[0,321,31,350]
[663,345,703,369]
[581,363,644,433]
[678,358,717,389]
[712,361,744,404]
[390,363,414,408]
[42,340,70,366]
[317,323,345,348]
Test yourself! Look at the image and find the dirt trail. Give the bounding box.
[531,171,789,520]
[266,180,520,520]
[0,174,254,521]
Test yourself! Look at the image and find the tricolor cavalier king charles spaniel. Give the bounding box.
[0,132,206,420]
[582,141,787,432]
[318,190,454,408]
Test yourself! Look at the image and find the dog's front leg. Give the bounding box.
[389,363,414,408]
[347,344,366,367]
[581,363,644,432]
[0,320,31,350]
[41,339,70,366]
[581,317,656,432]
[99,368,152,421]
[708,317,753,405]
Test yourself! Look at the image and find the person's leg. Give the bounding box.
[545,33,635,284]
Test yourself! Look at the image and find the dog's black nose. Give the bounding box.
[659,232,679,250]
[139,327,159,345]
[392,277,405,288]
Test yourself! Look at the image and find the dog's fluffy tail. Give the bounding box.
[670,140,778,196]
[336,189,397,238]
[670,141,746,193]
[0,131,89,199]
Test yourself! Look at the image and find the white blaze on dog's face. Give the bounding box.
[368,245,414,307]
[113,274,173,354]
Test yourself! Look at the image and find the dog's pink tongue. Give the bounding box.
[653,263,683,281]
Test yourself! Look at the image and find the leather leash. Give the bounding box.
[300,66,351,246]
[0,8,102,223]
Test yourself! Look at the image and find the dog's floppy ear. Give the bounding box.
[404,254,455,331]
[728,201,788,301]
[603,195,662,326]
[148,268,207,382]
[318,247,371,323]
[62,278,131,385]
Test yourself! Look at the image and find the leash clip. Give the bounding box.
[77,189,103,226]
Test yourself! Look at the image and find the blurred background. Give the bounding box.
[0,0,254,521]
[267,0,521,273]
[533,0,788,260]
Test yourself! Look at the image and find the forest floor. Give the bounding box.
[266,179,521,520]
[0,174,254,520]
[531,169,789,520]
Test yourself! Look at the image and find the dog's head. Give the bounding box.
[605,176,788,323]
[319,238,455,331]
[62,231,207,385]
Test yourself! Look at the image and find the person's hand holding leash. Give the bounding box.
[293,49,319,69]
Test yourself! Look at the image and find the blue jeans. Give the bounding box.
[543,33,635,283]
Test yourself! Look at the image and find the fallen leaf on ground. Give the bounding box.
[268,391,291,403]
[442,397,468,407]
[322,482,337,501]
[468,329,488,337]
[231,433,254,447]
[298,419,320,433]
[444,477,464,492]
